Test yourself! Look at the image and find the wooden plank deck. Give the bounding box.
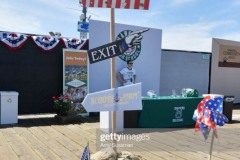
[0,110,240,160]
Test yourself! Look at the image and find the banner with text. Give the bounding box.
[63,49,88,114]
[219,44,240,68]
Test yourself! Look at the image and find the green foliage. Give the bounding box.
[52,95,71,116]
[52,95,87,116]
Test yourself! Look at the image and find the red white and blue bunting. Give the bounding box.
[32,36,60,52]
[61,38,88,50]
[0,31,88,52]
[0,32,28,51]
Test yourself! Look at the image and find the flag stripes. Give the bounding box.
[80,0,150,10]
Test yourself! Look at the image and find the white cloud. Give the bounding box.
[37,0,79,11]
[144,11,163,17]
[0,0,81,37]
[218,32,240,42]
[0,2,43,34]
[171,0,198,6]
[162,20,236,52]
[162,28,212,52]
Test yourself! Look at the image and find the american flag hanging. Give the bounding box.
[193,96,228,140]
[80,0,150,10]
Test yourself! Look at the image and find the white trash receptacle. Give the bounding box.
[0,91,19,124]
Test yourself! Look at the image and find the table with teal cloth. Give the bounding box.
[138,96,203,128]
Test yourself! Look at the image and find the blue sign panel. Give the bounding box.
[78,21,89,32]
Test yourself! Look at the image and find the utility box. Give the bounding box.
[0,91,19,124]
[223,96,234,122]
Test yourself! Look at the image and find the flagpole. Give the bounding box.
[87,141,90,159]
[110,7,117,153]
[208,131,214,160]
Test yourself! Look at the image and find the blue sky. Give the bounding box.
[1,0,240,52]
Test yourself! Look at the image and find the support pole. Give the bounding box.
[208,131,215,160]
[110,8,117,153]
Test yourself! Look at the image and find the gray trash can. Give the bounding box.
[0,91,19,124]
[223,96,234,122]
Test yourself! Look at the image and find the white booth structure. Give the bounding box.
[89,20,162,132]
[0,91,19,124]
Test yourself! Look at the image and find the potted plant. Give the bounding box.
[52,94,87,116]
[52,95,71,116]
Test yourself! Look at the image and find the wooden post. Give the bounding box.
[110,8,117,153]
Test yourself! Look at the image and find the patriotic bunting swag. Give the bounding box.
[0,32,88,52]
[32,36,60,52]
[0,32,28,51]
[61,38,88,50]
[193,95,228,140]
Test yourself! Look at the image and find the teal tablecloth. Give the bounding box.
[138,96,203,128]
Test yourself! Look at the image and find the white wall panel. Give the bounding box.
[160,50,210,96]
[211,38,240,103]
[89,20,162,96]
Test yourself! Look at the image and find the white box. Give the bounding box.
[0,91,19,124]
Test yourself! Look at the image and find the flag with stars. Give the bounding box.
[81,144,90,160]
[210,109,228,126]
[204,96,223,113]
[193,95,228,140]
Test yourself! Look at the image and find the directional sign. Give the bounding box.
[88,39,127,64]
[80,0,150,10]
[82,83,142,112]
[88,28,149,64]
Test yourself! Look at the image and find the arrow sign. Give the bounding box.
[88,39,127,64]
[88,28,149,64]
[82,83,142,112]
[80,0,150,10]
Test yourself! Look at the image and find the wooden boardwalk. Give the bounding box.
[0,110,240,160]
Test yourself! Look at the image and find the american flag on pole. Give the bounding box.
[80,0,150,10]
[193,95,228,140]
[81,144,90,160]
